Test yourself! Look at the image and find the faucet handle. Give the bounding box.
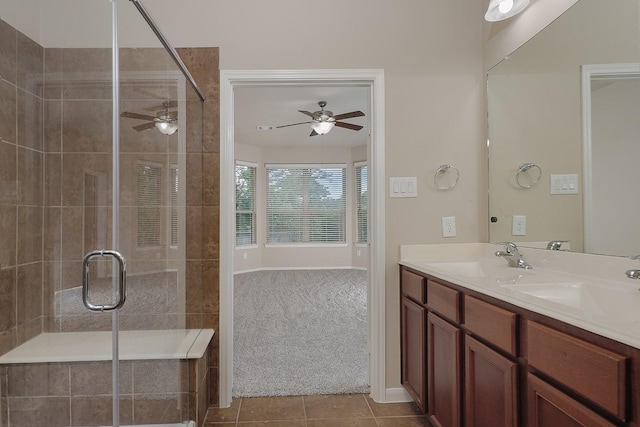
[547,240,569,250]
[497,242,518,253]
[629,255,640,260]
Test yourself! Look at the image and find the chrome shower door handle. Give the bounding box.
[82,250,127,312]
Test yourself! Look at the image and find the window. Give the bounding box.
[266,164,346,244]
[137,163,162,247]
[235,161,257,246]
[355,162,368,243]
[170,166,179,247]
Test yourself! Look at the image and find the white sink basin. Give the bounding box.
[502,281,640,321]
[501,282,588,309]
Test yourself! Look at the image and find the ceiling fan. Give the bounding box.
[276,101,365,136]
[120,101,178,135]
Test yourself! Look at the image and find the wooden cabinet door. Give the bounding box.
[401,296,426,412]
[527,374,617,427]
[465,335,518,427]
[427,312,461,427]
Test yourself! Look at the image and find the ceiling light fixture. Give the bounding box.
[310,120,335,135]
[154,114,178,135]
[485,0,529,21]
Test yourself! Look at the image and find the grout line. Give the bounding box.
[235,397,242,426]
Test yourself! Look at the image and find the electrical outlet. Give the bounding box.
[442,216,456,237]
[512,215,527,236]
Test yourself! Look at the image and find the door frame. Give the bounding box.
[581,63,640,253]
[219,69,386,407]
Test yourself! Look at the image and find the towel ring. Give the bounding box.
[516,163,542,188]
[434,164,459,190]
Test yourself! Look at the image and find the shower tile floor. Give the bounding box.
[204,393,432,426]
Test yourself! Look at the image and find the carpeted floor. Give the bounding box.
[233,269,369,397]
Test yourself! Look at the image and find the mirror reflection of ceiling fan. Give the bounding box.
[276,101,365,136]
[120,101,178,135]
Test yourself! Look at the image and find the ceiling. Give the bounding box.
[233,85,370,149]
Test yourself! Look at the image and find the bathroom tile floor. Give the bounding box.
[204,393,432,426]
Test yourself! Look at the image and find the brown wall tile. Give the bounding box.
[132,360,188,394]
[7,396,70,427]
[44,153,62,207]
[0,267,16,332]
[44,48,62,100]
[70,396,133,426]
[0,80,17,143]
[7,364,69,397]
[17,146,43,206]
[202,152,219,207]
[17,89,42,151]
[16,206,42,265]
[132,393,188,424]
[16,262,42,325]
[70,361,133,395]
[62,100,112,153]
[44,100,62,152]
[0,204,17,267]
[16,30,43,96]
[0,19,17,86]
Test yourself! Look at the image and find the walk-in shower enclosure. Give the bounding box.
[0,1,212,426]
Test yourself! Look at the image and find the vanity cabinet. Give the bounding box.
[401,296,426,412]
[427,311,461,427]
[400,269,427,412]
[399,265,639,427]
[527,374,617,427]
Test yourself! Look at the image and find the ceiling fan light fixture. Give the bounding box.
[485,0,529,21]
[155,119,178,135]
[310,121,335,135]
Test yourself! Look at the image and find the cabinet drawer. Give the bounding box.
[401,269,426,303]
[427,280,460,323]
[526,321,628,420]
[464,295,517,357]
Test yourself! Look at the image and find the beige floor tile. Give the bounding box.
[307,418,378,427]
[205,398,240,423]
[237,421,306,426]
[304,394,373,420]
[376,416,432,426]
[238,396,305,422]
[365,395,423,417]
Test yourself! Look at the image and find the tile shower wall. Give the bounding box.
[0,15,220,417]
[0,350,209,427]
[0,18,45,355]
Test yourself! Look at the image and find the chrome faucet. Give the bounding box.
[495,242,533,269]
[625,255,640,281]
[546,240,569,250]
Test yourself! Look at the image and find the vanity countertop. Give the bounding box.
[400,243,640,349]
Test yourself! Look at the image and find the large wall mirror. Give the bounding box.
[487,0,640,256]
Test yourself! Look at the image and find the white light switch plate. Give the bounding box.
[550,174,579,194]
[389,177,417,198]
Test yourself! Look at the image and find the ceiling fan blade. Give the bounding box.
[276,121,312,129]
[132,122,156,132]
[309,129,319,137]
[298,110,315,117]
[335,121,364,131]
[144,100,178,111]
[333,110,365,121]
[121,111,156,121]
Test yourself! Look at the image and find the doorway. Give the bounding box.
[219,69,386,407]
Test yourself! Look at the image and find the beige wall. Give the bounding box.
[2,0,581,394]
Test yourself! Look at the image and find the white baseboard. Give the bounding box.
[381,386,413,403]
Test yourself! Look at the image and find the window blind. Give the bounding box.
[266,165,346,244]
[235,162,256,246]
[355,163,368,243]
[137,163,162,247]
